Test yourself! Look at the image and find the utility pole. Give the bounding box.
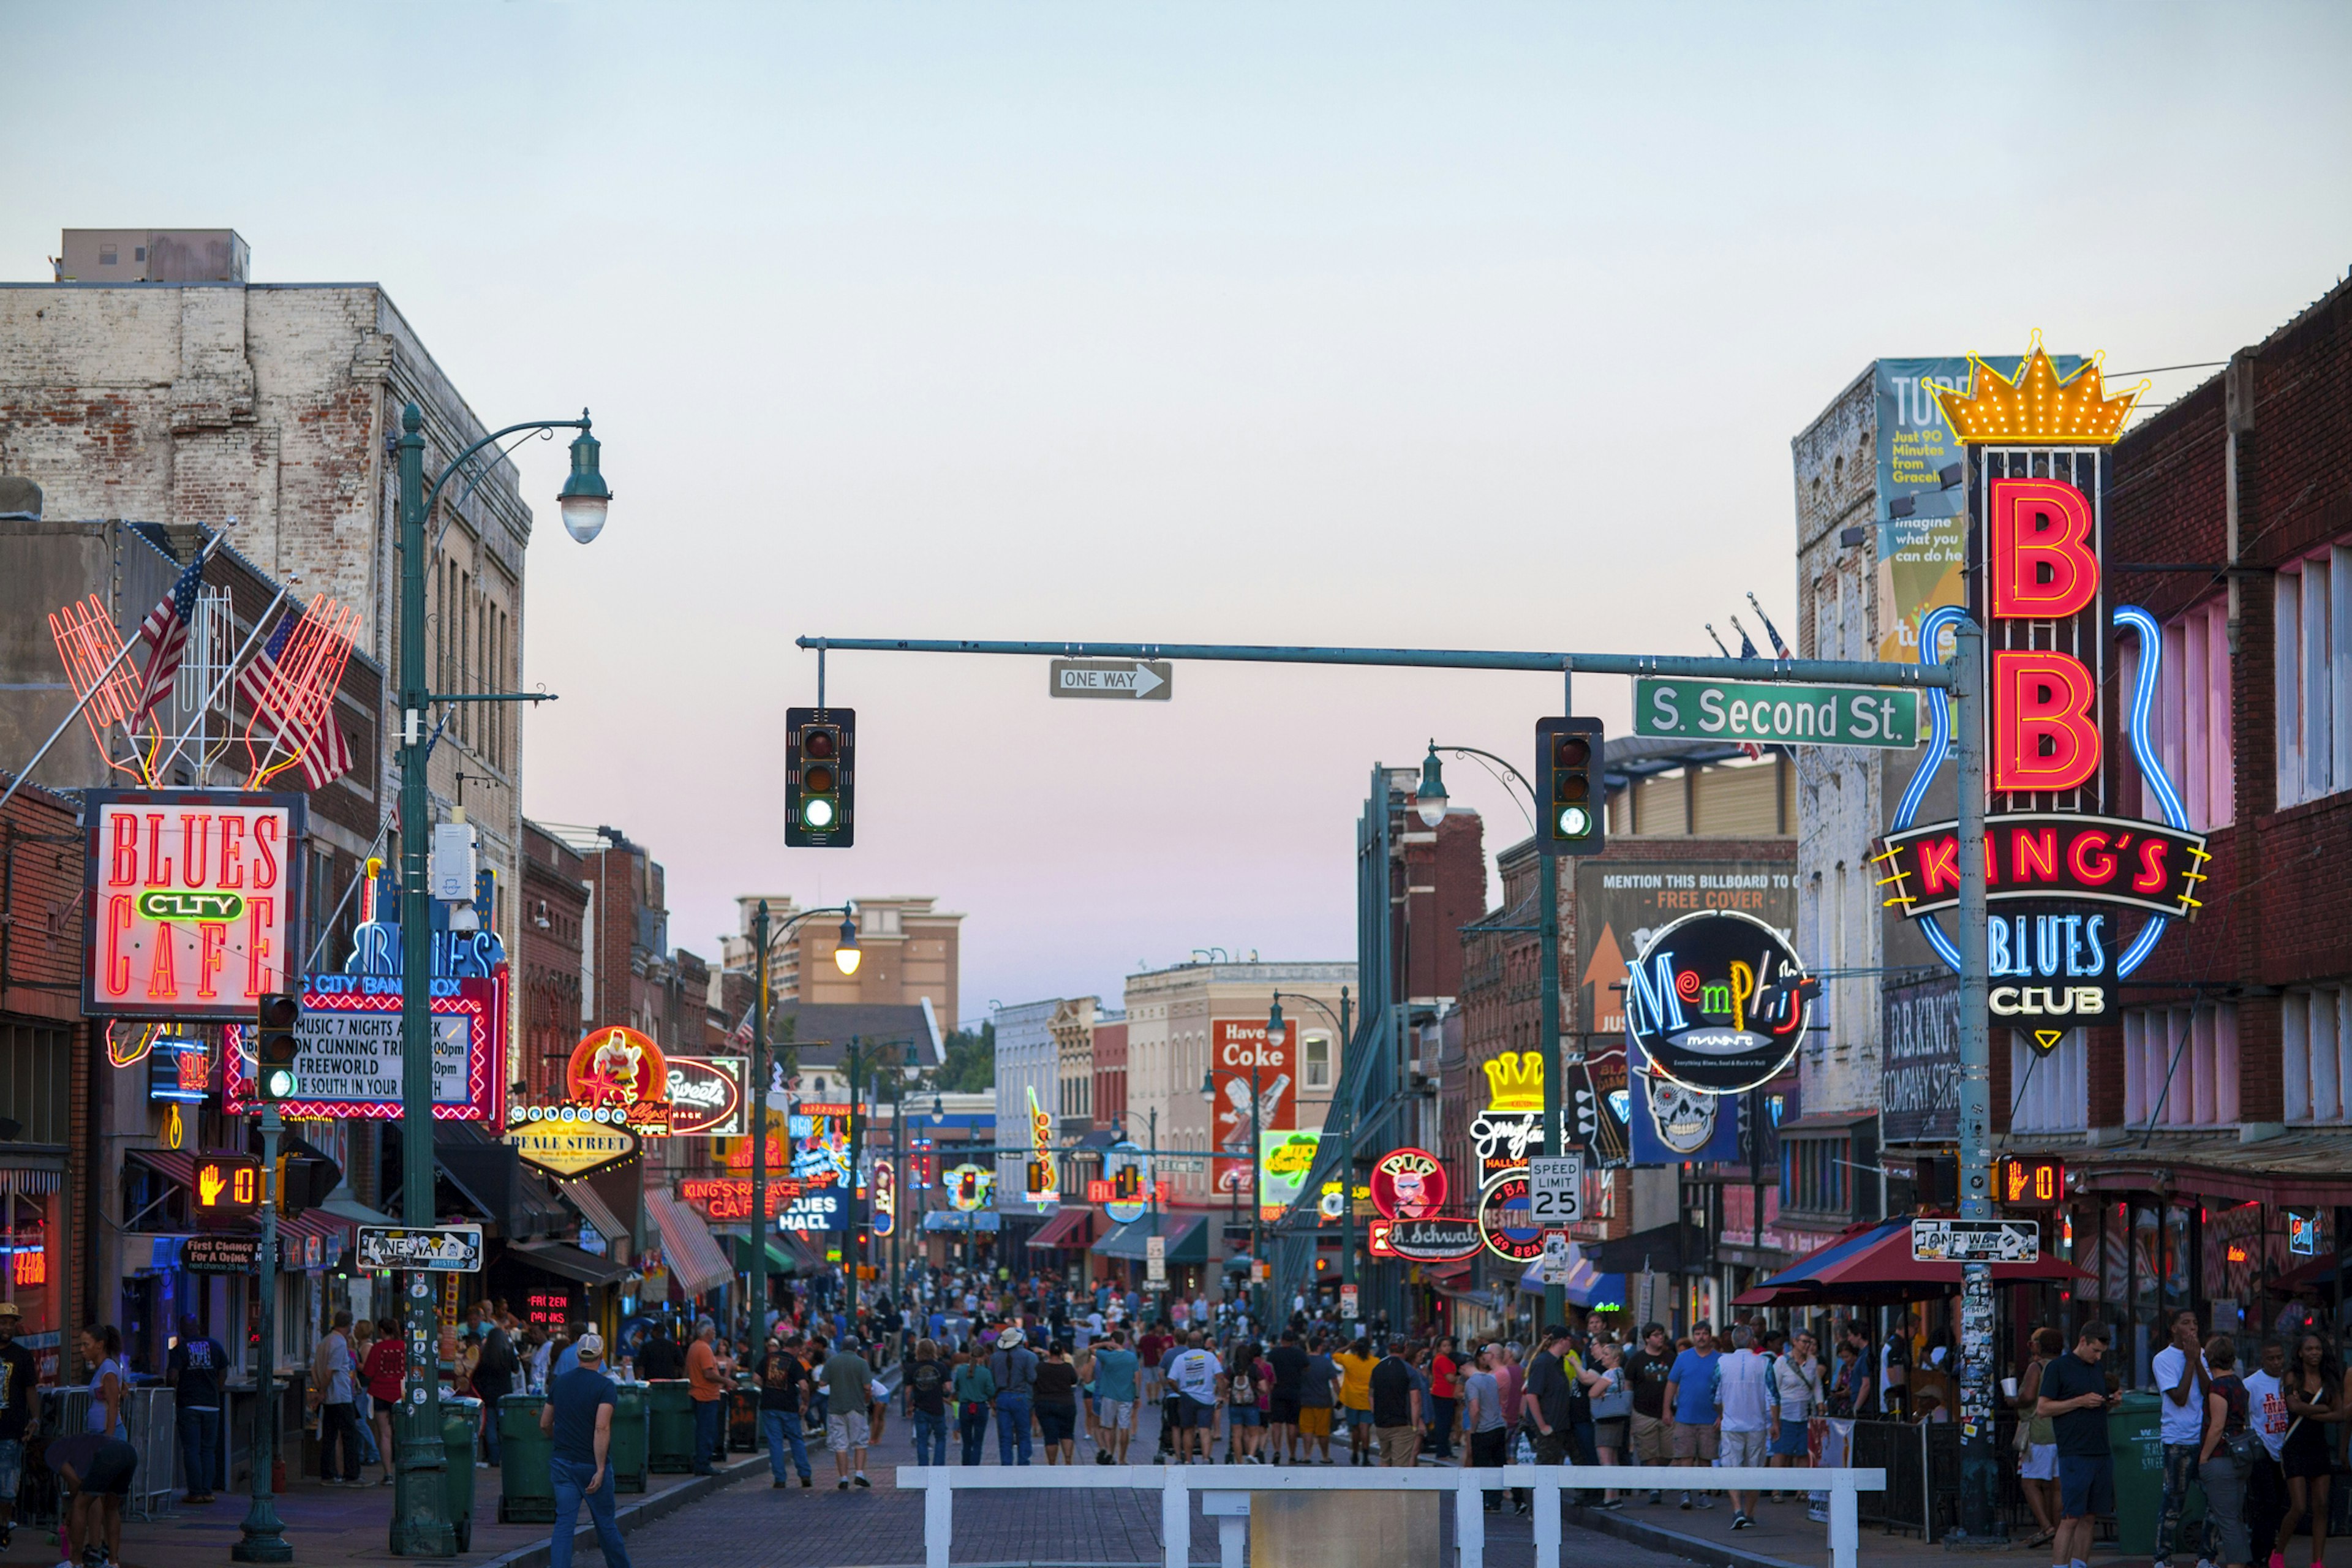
[750,900,772,1345]
[1953,619,1999,1539]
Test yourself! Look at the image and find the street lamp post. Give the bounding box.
[1268,989,1349,1311]
[746,903,860,1352]
[1414,742,1571,1332]
[393,402,608,1556]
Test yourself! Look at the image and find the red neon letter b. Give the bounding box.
[1990,478,2098,619]
[1994,650,2100,793]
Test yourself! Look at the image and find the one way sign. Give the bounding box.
[1049,660,1171,701]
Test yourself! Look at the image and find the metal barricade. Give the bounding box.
[123,1385,178,1520]
[39,1385,179,1521]
[1849,1418,1931,1538]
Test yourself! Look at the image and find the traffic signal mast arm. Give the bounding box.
[793,636,1954,690]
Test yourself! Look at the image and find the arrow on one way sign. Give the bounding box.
[1049,660,1171,700]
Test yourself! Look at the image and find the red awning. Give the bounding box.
[1733,1216,2090,1306]
[1026,1207,1099,1250]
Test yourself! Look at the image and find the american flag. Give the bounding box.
[130,549,207,726]
[732,1002,756,1048]
[1746,592,1794,660]
[1729,617,1767,759]
[236,612,352,790]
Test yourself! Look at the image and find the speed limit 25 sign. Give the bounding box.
[1527,1155,1584,1227]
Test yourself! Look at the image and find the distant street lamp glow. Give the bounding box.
[833,916,862,976]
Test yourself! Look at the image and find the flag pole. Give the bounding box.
[148,579,297,783]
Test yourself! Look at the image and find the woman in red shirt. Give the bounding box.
[362,1318,405,1486]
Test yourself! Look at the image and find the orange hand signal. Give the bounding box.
[198,1163,227,1207]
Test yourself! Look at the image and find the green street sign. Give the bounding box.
[1634,677,1921,749]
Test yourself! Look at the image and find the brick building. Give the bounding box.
[1453,742,1795,1332]
[1989,273,2352,1376]
[1091,1008,1129,1134]
[518,820,590,1104]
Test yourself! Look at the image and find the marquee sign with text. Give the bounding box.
[83,790,305,1020]
[1878,341,2201,1054]
[679,1176,804,1220]
[224,976,501,1121]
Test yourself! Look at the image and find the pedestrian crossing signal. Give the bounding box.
[1536,717,1607,857]
[785,707,855,848]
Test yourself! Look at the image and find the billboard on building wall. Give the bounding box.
[82,790,306,1020]
[1574,859,1797,1042]
[1870,355,2082,664]
[1210,1019,1294,1192]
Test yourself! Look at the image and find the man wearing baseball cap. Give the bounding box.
[537,1333,632,1568]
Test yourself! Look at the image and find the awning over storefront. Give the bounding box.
[1583,1221,1713,1278]
[728,1235,797,1276]
[922,1210,1000,1233]
[1091,1213,1207,1264]
[1026,1207,1099,1251]
[508,1240,633,1289]
[2010,1131,2352,1209]
[1515,1243,1627,1309]
[646,1189,734,1297]
[557,1180,631,1254]
[1732,1215,2090,1306]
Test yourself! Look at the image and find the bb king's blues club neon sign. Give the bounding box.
[1874,342,2210,1050]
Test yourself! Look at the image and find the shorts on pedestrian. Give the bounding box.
[1770,1417,1810,1458]
[80,1440,137,1496]
[1177,1395,1218,1431]
[0,1438,21,1502]
[1594,1419,1629,1453]
[2059,1454,2114,1520]
[1268,1393,1300,1425]
[1721,1427,1771,1468]
[1628,1411,1671,1464]
[1672,1422,1720,1462]
[1098,1399,1135,1431]
[1346,1406,1377,1431]
[1378,1425,1419,1467]
[1036,1403,1077,1445]
[827,1411,872,1453]
[1297,1406,1332,1439]
[2021,1442,2059,1481]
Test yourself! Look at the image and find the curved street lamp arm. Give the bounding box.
[420,416,592,524]
[1270,990,1347,1032]
[1430,742,1537,811]
[755,901,858,962]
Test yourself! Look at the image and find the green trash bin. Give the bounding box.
[498,1393,556,1523]
[647,1379,696,1474]
[610,1383,651,1493]
[2108,1389,2205,1554]
[440,1396,481,1555]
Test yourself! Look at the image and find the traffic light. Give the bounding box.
[255,991,303,1102]
[277,1153,338,1217]
[190,1154,262,1227]
[784,707,855,848]
[1536,717,1607,856]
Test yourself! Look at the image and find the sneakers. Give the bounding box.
[1732,1512,1754,1530]
[1694,1496,1715,1509]
[801,1476,812,1488]
[1680,1493,1694,1510]
[773,1480,791,1488]
[853,1474,870,1488]
[837,1479,850,1490]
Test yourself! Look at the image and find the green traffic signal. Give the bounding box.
[1536,717,1606,856]
[786,709,856,848]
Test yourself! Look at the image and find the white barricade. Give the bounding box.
[894,1463,1887,1568]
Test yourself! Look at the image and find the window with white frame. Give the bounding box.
[2009,1030,2088,1133]
[2275,543,2352,809]
[2122,1003,2239,1127]
[2282,986,2352,1124]
[2120,597,2233,829]
[1303,1031,1331,1089]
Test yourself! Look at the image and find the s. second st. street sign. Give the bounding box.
[1635,677,1920,749]
[1049,660,1170,700]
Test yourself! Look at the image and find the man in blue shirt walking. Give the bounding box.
[537,1333,633,1568]
[1664,1321,1722,1510]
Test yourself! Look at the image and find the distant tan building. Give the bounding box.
[723,894,961,1025]
[1123,960,1354,1207]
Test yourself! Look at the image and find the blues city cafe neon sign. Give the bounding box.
[1877,344,2203,1047]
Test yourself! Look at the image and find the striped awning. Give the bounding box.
[0,1166,62,1195]
[558,1180,630,1253]
[646,1188,733,1298]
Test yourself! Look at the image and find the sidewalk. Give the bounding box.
[1564,1490,2184,1568]
[0,1451,766,1568]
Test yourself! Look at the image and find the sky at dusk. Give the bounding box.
[6,2,2350,1022]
